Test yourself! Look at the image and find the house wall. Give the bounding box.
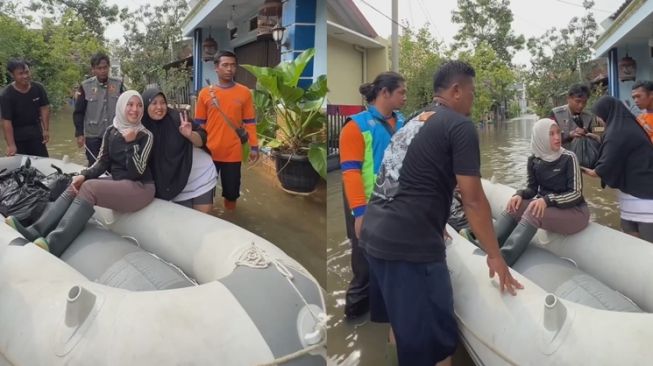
[366,47,388,81]
[617,43,653,106]
[327,37,363,105]
[197,7,262,87]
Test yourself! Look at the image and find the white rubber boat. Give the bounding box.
[446,179,653,365]
[0,155,326,366]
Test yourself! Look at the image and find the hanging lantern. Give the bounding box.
[257,0,282,38]
[619,53,637,82]
[202,27,218,62]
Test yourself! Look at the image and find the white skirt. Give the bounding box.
[618,191,653,223]
[172,147,217,202]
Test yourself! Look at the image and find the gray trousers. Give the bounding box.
[71,178,155,212]
[510,199,590,235]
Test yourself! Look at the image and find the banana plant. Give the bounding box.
[243,48,327,179]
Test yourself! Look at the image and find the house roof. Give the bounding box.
[610,0,633,20]
[327,0,377,38]
[593,0,651,57]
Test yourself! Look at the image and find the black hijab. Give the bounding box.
[591,96,653,198]
[141,87,193,200]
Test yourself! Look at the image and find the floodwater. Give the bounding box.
[0,106,326,287]
[326,115,620,365]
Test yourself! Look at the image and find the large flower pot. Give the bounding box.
[272,151,320,194]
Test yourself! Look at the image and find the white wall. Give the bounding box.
[616,43,653,108]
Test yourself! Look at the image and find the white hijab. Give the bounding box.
[113,90,146,134]
[531,118,563,162]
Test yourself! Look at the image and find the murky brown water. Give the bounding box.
[326,115,620,365]
[0,106,326,287]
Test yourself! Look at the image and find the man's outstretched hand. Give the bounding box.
[487,255,523,295]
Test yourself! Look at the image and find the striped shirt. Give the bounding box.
[516,149,585,208]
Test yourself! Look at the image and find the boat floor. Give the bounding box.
[511,244,641,312]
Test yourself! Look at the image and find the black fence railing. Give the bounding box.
[326,104,364,172]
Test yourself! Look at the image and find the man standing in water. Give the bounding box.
[359,61,522,366]
[0,59,50,157]
[550,84,599,145]
[194,50,258,211]
[73,52,125,165]
[339,72,407,319]
[630,80,653,142]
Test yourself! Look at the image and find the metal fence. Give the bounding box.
[326,104,364,172]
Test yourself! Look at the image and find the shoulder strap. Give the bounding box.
[208,85,242,131]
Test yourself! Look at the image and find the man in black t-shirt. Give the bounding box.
[359,61,522,366]
[0,59,50,157]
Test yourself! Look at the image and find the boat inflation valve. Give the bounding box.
[297,304,326,347]
[55,285,104,356]
[543,293,567,333]
[65,285,96,327]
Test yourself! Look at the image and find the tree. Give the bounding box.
[27,0,120,40]
[0,8,105,108]
[451,0,525,64]
[459,42,517,122]
[115,0,189,92]
[525,0,598,116]
[398,23,448,115]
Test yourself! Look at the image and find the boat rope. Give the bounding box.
[454,310,519,366]
[236,243,327,365]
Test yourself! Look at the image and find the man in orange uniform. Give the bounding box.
[194,50,258,210]
[630,81,653,143]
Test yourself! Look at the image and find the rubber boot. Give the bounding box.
[5,190,74,241]
[34,198,95,257]
[224,198,236,210]
[494,211,519,246]
[500,221,538,266]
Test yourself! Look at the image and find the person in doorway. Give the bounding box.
[73,52,125,166]
[142,87,217,213]
[0,58,50,157]
[583,96,653,243]
[339,71,407,319]
[6,91,155,256]
[193,50,258,211]
[550,84,600,145]
[360,61,522,366]
[630,80,653,143]
[461,118,590,265]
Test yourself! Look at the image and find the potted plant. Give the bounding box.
[242,48,327,194]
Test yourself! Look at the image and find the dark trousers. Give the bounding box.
[214,161,241,201]
[343,189,369,317]
[85,137,103,166]
[16,138,48,157]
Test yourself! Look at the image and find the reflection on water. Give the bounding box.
[326,115,620,365]
[0,106,326,287]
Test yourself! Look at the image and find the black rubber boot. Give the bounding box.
[34,198,94,257]
[494,211,519,246]
[500,221,538,266]
[5,191,74,241]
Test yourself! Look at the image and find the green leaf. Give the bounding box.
[242,143,251,164]
[266,139,283,148]
[308,142,327,179]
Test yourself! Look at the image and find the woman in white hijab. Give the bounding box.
[6,91,156,257]
[462,118,590,266]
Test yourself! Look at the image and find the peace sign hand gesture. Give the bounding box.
[179,110,192,138]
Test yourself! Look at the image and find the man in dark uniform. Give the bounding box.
[73,52,125,165]
[0,59,50,157]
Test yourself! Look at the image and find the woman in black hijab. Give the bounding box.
[583,95,653,242]
[142,87,217,213]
